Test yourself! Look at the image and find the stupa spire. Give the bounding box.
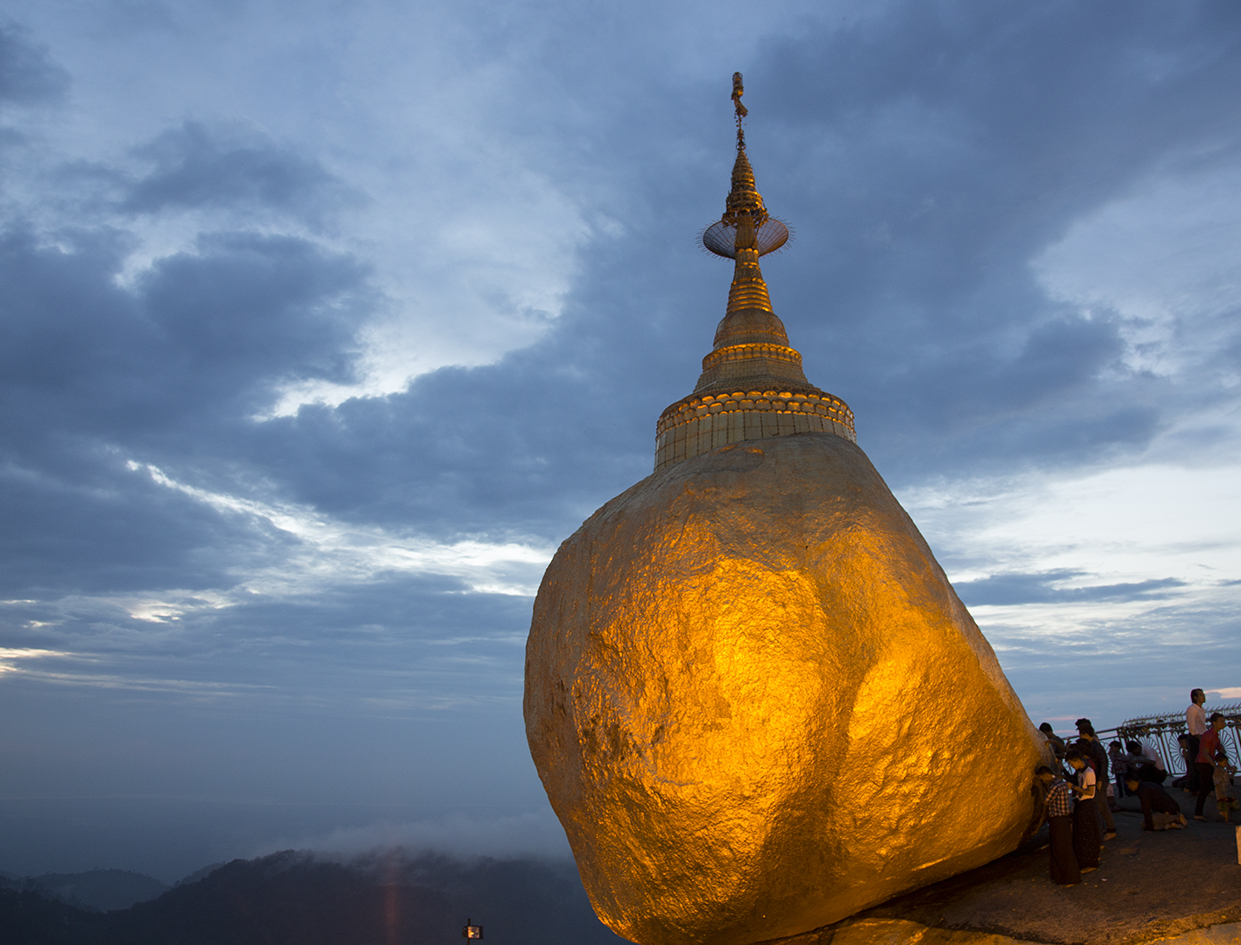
[653,73,855,471]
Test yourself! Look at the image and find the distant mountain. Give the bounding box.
[0,850,629,945]
[0,887,107,945]
[171,863,226,887]
[22,871,169,912]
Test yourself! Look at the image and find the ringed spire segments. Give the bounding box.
[702,72,791,260]
[655,73,853,472]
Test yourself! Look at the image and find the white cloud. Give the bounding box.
[899,460,1241,651]
[0,647,74,673]
[127,460,554,599]
[1034,160,1241,384]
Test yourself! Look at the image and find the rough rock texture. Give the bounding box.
[524,433,1050,945]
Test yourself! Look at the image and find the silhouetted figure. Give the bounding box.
[1187,688,1207,792]
[1108,741,1128,799]
[1039,723,1066,762]
[1125,739,1166,784]
[1212,747,1236,823]
[1066,749,1100,871]
[1195,712,1226,820]
[1173,734,1195,790]
[1075,720,1116,838]
[1124,775,1186,831]
[1037,765,1079,886]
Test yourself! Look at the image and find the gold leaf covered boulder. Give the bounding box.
[525,433,1047,945]
[524,76,1048,945]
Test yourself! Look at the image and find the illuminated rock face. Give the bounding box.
[524,432,1047,945]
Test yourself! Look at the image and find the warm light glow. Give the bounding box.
[525,435,1046,945]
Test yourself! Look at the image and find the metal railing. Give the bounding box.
[1091,701,1241,777]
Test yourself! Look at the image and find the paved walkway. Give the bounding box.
[778,789,1241,945]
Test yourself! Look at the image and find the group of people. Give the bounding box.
[1177,688,1238,822]
[1032,692,1237,887]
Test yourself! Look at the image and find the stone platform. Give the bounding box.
[768,790,1241,945]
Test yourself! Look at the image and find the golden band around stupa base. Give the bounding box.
[698,342,803,379]
[654,386,856,472]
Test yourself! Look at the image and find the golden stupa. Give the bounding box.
[524,75,1048,945]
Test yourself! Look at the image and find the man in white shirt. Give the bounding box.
[1066,749,1100,871]
[1141,741,1166,772]
[1186,688,1207,792]
[1126,739,1167,784]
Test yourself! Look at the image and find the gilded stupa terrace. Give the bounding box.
[655,387,854,470]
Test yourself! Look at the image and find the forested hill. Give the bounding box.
[0,851,628,945]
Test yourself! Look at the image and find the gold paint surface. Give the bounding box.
[524,433,1048,945]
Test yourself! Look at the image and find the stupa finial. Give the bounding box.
[702,74,787,264]
[702,73,790,346]
[732,71,748,148]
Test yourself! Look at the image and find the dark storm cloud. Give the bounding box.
[121,121,355,222]
[0,21,69,105]
[0,225,364,433]
[5,0,1237,603]
[0,572,529,695]
[0,222,371,598]
[6,0,1235,593]
[732,0,1241,479]
[234,0,1241,549]
[0,450,274,597]
[954,570,1187,607]
[245,230,689,541]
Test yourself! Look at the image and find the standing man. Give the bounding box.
[1195,712,1227,821]
[1039,723,1067,762]
[1187,689,1207,793]
[1065,750,1100,872]
[1037,765,1080,885]
[1076,720,1116,840]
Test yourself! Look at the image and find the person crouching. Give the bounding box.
[1125,774,1187,831]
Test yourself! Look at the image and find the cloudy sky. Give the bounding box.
[1,0,1239,882]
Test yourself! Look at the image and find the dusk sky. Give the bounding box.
[2,0,1240,883]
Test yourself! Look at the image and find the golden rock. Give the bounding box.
[523,75,1048,945]
[525,433,1047,945]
